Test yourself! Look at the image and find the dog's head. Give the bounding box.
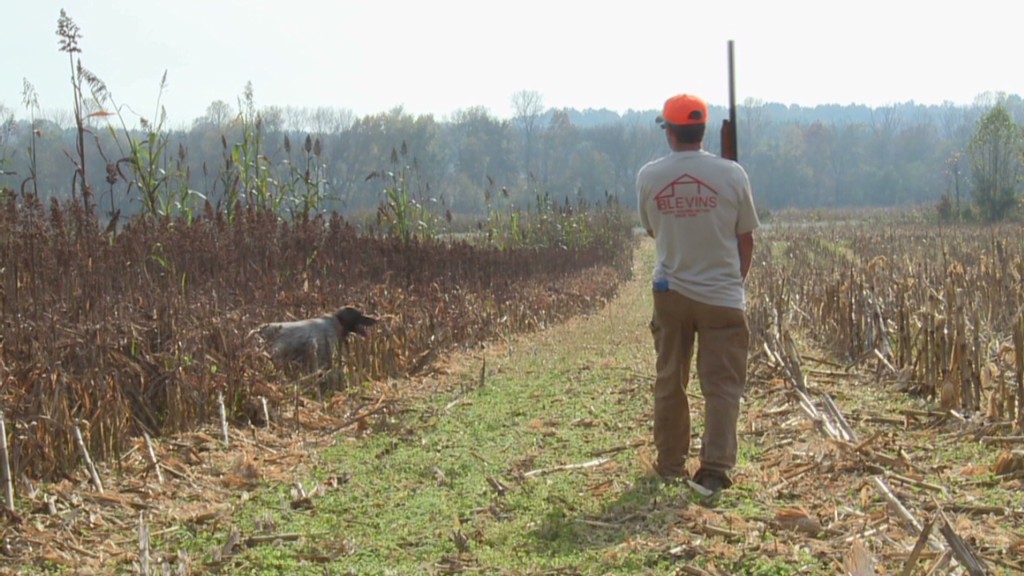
[334,306,378,338]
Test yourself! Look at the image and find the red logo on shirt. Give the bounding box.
[654,174,719,216]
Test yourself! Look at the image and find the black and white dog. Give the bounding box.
[258,306,377,373]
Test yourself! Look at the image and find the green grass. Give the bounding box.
[160,240,843,575]
[171,332,679,573]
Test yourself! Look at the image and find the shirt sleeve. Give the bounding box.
[734,166,759,235]
[636,170,651,233]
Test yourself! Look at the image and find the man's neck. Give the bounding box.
[670,143,702,153]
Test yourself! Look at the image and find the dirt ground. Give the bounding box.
[1,239,1023,575]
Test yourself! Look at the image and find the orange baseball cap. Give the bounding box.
[656,94,708,127]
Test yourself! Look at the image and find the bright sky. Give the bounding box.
[3,0,1020,127]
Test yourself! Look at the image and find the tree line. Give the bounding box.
[3,93,1018,220]
[1,12,1022,222]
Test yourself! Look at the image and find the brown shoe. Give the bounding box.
[654,463,686,484]
[693,468,732,492]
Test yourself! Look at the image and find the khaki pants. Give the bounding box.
[649,290,749,479]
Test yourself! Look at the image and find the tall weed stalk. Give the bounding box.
[233,82,278,215]
[371,141,441,241]
[56,9,109,214]
[108,71,199,221]
[281,134,329,219]
[19,80,41,199]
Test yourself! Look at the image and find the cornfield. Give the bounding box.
[0,193,635,480]
[749,217,1024,427]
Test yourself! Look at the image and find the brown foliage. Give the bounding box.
[748,221,1024,418]
[0,195,633,479]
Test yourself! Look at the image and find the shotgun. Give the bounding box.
[720,40,738,162]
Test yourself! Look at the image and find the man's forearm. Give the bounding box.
[738,232,754,279]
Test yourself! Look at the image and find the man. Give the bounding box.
[636,93,758,493]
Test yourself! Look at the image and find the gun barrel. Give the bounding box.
[720,40,738,161]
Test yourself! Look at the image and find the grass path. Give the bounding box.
[176,240,671,574]
[165,238,1024,575]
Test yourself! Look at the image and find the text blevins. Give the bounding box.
[657,194,717,213]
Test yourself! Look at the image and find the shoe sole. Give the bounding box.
[686,479,723,507]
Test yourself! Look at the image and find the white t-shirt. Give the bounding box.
[637,149,759,310]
